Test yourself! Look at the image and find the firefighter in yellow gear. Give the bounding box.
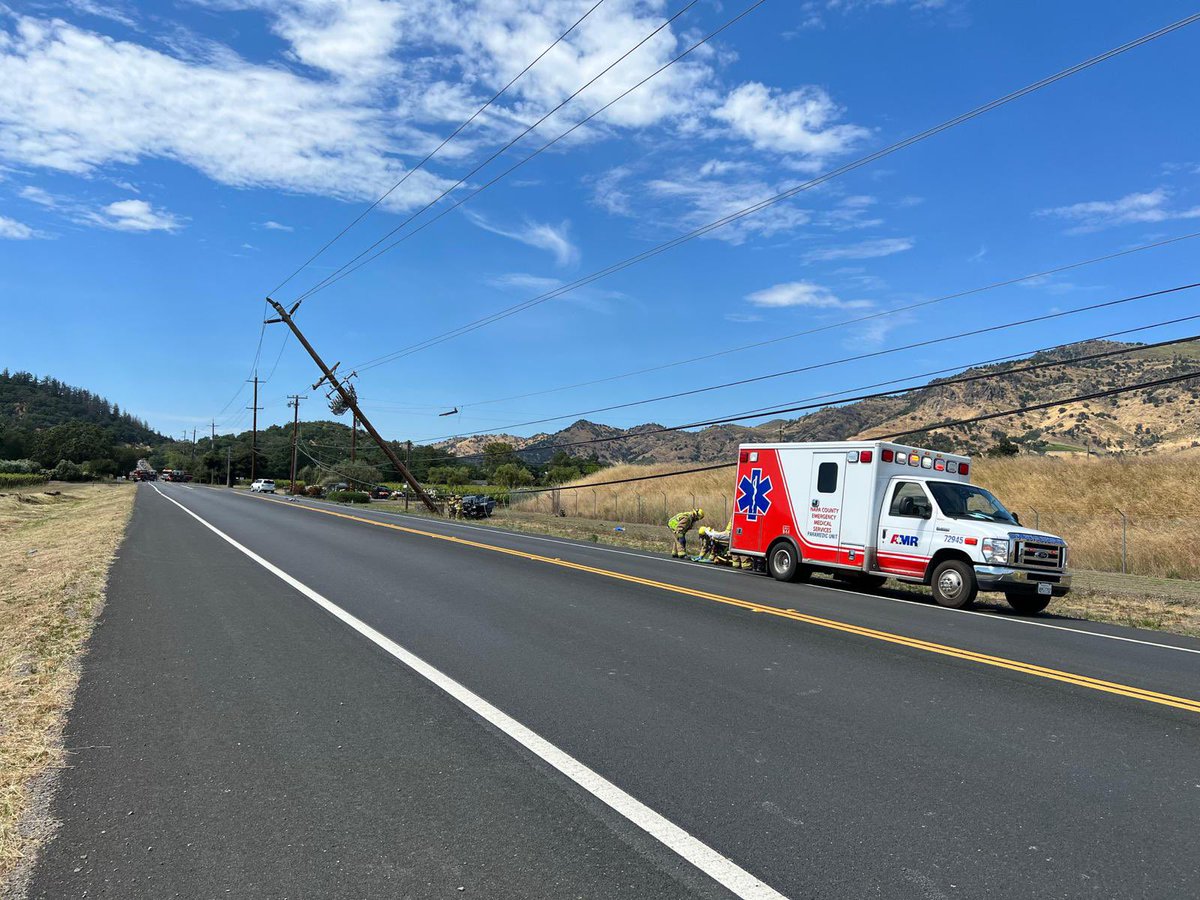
[447,495,462,519]
[668,508,704,558]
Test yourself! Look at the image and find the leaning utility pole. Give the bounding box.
[287,394,306,495]
[350,412,357,463]
[264,298,440,513]
[247,375,262,482]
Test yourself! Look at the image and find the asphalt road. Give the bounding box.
[28,483,1200,899]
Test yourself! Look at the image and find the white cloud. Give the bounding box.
[714,82,868,160]
[0,14,453,208]
[465,210,579,266]
[803,236,914,262]
[0,214,35,239]
[261,220,294,231]
[19,185,56,207]
[1037,188,1200,234]
[642,174,812,244]
[746,281,872,310]
[83,198,182,232]
[488,272,562,292]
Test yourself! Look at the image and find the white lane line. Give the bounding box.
[213,487,1200,657]
[151,484,787,900]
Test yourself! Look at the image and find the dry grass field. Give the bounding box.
[0,483,134,887]
[516,453,1194,580]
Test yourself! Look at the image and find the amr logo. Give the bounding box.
[890,533,919,546]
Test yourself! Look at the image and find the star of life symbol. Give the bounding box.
[737,467,773,522]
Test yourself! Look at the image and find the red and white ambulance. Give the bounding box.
[729,441,1070,614]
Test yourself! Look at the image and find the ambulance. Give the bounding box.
[729,441,1070,614]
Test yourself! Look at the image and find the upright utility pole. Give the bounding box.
[210,421,216,484]
[190,428,197,469]
[226,446,232,488]
[264,298,440,513]
[287,394,306,494]
[247,375,262,482]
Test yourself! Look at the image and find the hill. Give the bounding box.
[435,340,1200,464]
[0,370,163,446]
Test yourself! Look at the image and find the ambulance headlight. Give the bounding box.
[981,538,1009,564]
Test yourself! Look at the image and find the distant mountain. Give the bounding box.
[0,370,163,445]
[434,340,1200,463]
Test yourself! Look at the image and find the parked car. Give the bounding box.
[369,486,393,500]
[330,482,349,492]
[250,479,276,494]
[460,495,496,518]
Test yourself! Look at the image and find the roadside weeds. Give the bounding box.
[0,484,134,895]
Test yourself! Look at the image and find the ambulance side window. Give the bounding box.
[817,462,838,493]
[890,482,930,519]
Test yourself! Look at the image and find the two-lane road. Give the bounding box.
[29,482,1200,898]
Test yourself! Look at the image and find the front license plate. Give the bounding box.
[1037,582,1052,596]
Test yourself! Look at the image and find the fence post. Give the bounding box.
[690,493,696,511]
[659,492,667,522]
[637,494,643,523]
[723,495,728,525]
[592,490,597,519]
[1118,509,1128,574]
[1030,507,1039,529]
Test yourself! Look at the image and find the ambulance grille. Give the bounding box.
[1015,539,1065,571]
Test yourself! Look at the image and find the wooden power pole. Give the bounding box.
[288,394,306,494]
[265,298,440,513]
[247,375,262,482]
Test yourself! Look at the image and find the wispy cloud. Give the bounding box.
[19,185,57,207]
[803,236,914,262]
[465,211,579,267]
[1037,188,1200,234]
[0,214,36,239]
[260,220,293,231]
[82,199,182,232]
[746,281,872,310]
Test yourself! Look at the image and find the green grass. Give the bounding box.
[0,473,48,488]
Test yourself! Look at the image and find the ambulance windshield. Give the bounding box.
[926,482,1017,525]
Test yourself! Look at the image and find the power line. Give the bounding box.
[440,323,1200,462]
[290,0,709,304]
[345,11,1200,373]
[427,230,1200,412]
[411,281,1200,443]
[295,0,768,306]
[269,0,611,296]
[508,366,1200,494]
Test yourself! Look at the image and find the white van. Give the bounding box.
[729,441,1070,613]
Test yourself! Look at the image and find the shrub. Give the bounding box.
[0,459,40,474]
[305,485,324,497]
[51,459,87,482]
[327,490,370,504]
[0,472,48,487]
[288,480,307,495]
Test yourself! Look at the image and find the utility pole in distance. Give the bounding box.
[210,421,217,484]
[287,394,306,495]
[247,375,262,482]
[264,298,440,513]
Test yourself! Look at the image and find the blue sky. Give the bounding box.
[2,0,1199,445]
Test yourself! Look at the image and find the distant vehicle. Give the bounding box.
[460,495,495,519]
[250,479,276,493]
[731,441,1070,614]
[330,482,349,492]
[369,486,393,500]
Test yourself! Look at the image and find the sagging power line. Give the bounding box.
[344,12,1200,374]
[421,230,1200,414]
[289,0,714,304]
[412,281,1200,444]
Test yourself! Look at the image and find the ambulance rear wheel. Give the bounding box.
[930,560,977,608]
[768,541,807,583]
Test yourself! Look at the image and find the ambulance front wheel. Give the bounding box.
[930,559,977,608]
[768,541,809,583]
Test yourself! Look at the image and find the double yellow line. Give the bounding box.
[246,492,1200,716]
